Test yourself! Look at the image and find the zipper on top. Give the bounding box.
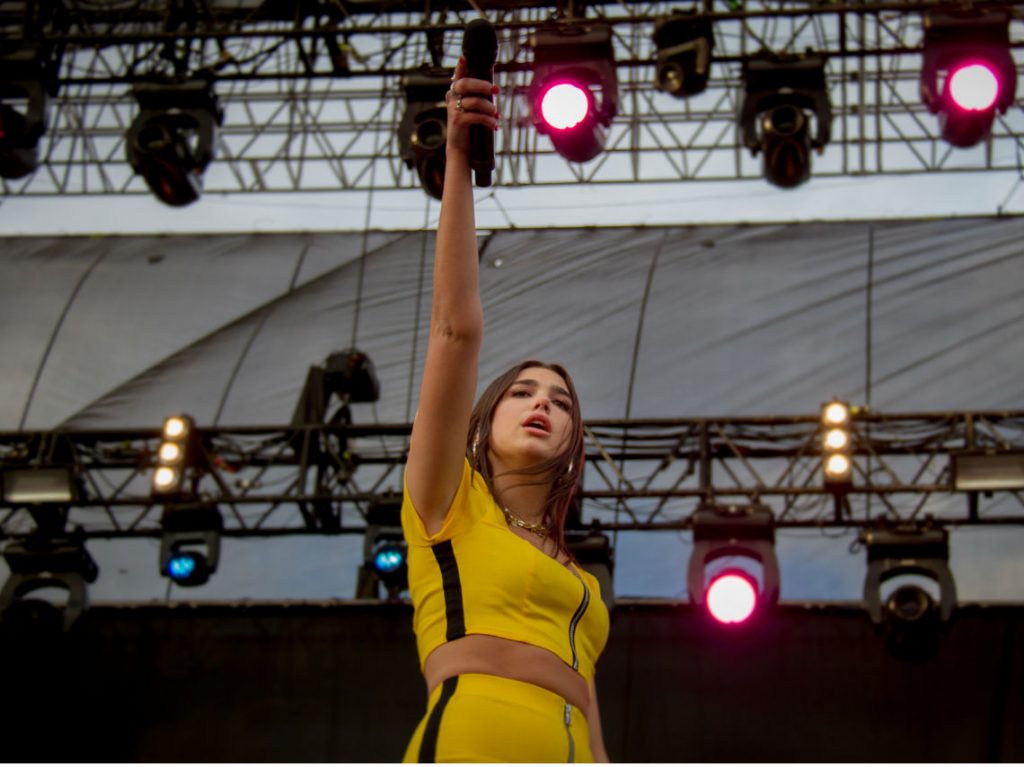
[564,702,575,762]
[566,567,589,762]
[567,567,590,673]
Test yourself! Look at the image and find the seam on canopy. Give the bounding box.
[19,248,108,430]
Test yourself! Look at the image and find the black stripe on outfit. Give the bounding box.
[418,676,459,762]
[431,540,466,640]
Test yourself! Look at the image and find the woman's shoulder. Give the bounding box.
[402,457,496,544]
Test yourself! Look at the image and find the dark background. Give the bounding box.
[3,600,1021,762]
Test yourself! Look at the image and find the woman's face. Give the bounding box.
[487,366,574,471]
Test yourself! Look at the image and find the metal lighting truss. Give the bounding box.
[1,0,1023,197]
[1,411,1022,540]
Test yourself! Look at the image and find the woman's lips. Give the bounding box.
[523,425,550,436]
[521,414,551,434]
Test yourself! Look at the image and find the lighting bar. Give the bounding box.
[952,452,1024,491]
[2,467,77,504]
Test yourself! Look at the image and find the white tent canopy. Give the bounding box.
[1,217,1022,603]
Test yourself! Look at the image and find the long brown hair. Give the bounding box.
[466,360,585,559]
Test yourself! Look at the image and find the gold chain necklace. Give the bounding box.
[502,507,549,536]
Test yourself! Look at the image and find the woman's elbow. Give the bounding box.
[432,317,483,346]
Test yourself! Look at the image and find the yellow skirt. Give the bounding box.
[402,673,593,763]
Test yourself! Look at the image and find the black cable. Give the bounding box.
[615,230,669,552]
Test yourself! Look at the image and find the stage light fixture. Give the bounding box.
[823,401,850,425]
[687,502,779,625]
[398,66,452,200]
[367,533,408,598]
[2,467,80,505]
[159,442,182,463]
[952,451,1024,491]
[289,350,376,532]
[164,416,188,439]
[372,540,406,575]
[862,527,957,660]
[0,102,42,180]
[705,568,758,624]
[652,11,715,98]
[530,20,619,163]
[292,348,380,428]
[920,9,1015,149]
[821,399,853,491]
[152,414,198,498]
[357,496,407,600]
[739,53,831,189]
[126,79,223,207]
[324,349,380,404]
[0,532,99,632]
[167,551,200,581]
[0,48,55,180]
[159,503,223,587]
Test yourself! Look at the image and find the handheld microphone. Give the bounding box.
[461,18,497,187]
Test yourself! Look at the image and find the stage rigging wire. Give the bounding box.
[615,232,669,552]
[211,242,312,427]
[404,196,432,424]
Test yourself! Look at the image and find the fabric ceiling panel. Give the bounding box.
[2,218,1020,431]
[215,231,429,427]
[55,232,404,429]
[0,238,112,430]
[869,218,1024,410]
[476,227,671,421]
[628,221,875,417]
[1,218,1021,603]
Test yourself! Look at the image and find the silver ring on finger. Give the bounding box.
[456,95,464,112]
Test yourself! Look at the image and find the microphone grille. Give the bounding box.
[463,18,498,60]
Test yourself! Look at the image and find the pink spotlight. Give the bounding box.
[948,62,1000,112]
[705,569,758,625]
[538,82,591,130]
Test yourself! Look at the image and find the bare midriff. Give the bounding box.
[423,634,590,711]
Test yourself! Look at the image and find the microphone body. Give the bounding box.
[461,19,497,187]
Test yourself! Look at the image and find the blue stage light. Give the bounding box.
[168,553,197,580]
[164,549,211,586]
[373,545,405,574]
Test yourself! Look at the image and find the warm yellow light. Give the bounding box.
[824,454,851,478]
[159,441,183,463]
[824,428,849,451]
[823,402,850,426]
[164,416,188,440]
[153,466,179,489]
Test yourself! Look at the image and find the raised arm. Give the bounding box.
[405,56,500,536]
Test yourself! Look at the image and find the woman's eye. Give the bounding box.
[555,400,571,411]
[511,390,529,398]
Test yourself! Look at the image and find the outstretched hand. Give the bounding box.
[446,56,500,157]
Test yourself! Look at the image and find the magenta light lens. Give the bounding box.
[948,62,1000,112]
[539,82,591,130]
[706,571,758,624]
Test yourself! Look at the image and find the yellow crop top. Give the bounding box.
[401,458,610,683]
